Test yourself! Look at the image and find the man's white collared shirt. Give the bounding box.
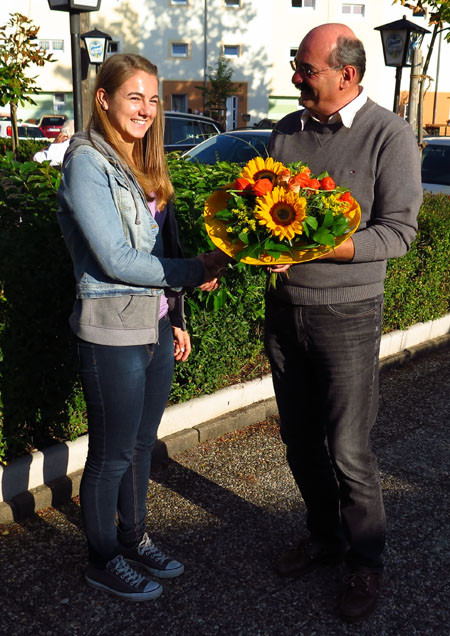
[300,87,368,130]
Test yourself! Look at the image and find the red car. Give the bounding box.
[38,115,67,139]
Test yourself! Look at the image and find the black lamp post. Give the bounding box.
[203,0,208,113]
[47,0,102,131]
[375,15,430,114]
[80,29,112,72]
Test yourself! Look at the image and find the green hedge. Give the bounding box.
[0,152,449,462]
[0,137,48,162]
[0,154,83,461]
[384,193,450,331]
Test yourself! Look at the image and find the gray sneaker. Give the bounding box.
[85,554,163,601]
[123,533,185,579]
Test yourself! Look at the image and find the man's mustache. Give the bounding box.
[296,83,312,94]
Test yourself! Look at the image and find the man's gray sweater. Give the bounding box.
[267,98,423,305]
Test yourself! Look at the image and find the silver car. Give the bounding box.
[0,120,48,140]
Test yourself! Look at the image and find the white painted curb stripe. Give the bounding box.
[1,315,449,502]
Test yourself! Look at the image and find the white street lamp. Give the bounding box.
[47,1,101,11]
[80,29,112,70]
[375,16,430,114]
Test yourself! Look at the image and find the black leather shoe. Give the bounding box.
[275,536,344,577]
[339,568,381,623]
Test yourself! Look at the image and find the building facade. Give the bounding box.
[1,0,449,133]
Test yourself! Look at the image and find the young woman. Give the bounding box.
[57,54,220,601]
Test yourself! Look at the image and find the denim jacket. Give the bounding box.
[57,130,204,345]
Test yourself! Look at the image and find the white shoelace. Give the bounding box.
[109,555,146,587]
[138,533,168,565]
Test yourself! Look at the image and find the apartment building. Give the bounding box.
[1,0,449,132]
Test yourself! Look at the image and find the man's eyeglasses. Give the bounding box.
[290,60,343,77]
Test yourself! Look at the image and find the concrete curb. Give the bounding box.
[0,398,278,523]
[1,315,449,523]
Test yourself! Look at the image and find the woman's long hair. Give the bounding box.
[89,53,174,208]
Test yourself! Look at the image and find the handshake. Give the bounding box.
[196,248,234,292]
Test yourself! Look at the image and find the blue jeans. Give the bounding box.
[264,294,386,571]
[77,316,174,568]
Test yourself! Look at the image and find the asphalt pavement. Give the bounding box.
[0,341,449,636]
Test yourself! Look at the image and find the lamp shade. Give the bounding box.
[80,28,112,64]
[47,0,101,12]
[375,16,430,67]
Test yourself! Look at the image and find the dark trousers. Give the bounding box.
[77,316,174,568]
[264,294,386,571]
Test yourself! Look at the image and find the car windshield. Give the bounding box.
[185,133,270,163]
[41,117,65,126]
[421,144,450,186]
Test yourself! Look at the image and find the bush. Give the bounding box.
[0,137,48,162]
[166,155,267,401]
[383,193,450,331]
[0,154,449,462]
[0,153,85,460]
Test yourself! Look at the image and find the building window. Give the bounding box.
[171,94,188,112]
[51,39,64,51]
[39,39,64,52]
[171,42,189,57]
[292,0,315,7]
[342,3,365,16]
[171,0,188,5]
[225,0,240,6]
[53,93,66,112]
[223,45,240,57]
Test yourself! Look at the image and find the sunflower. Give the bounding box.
[255,187,307,240]
[240,156,286,185]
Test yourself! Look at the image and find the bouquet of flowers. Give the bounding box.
[204,156,361,269]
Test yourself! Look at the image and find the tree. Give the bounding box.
[394,1,450,72]
[0,13,53,154]
[197,56,241,128]
[393,1,450,142]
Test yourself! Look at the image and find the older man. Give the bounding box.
[33,119,74,166]
[266,24,422,623]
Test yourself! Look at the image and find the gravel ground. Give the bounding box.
[0,347,449,636]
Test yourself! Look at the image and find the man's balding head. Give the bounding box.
[300,23,366,82]
[302,23,357,47]
[291,23,365,121]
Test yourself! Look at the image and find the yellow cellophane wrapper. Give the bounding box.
[204,184,361,265]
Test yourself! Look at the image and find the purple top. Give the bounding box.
[148,197,169,320]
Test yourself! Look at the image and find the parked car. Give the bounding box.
[421,136,450,194]
[18,124,48,140]
[164,111,223,153]
[38,114,67,139]
[0,119,12,138]
[181,129,272,163]
[0,121,48,140]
